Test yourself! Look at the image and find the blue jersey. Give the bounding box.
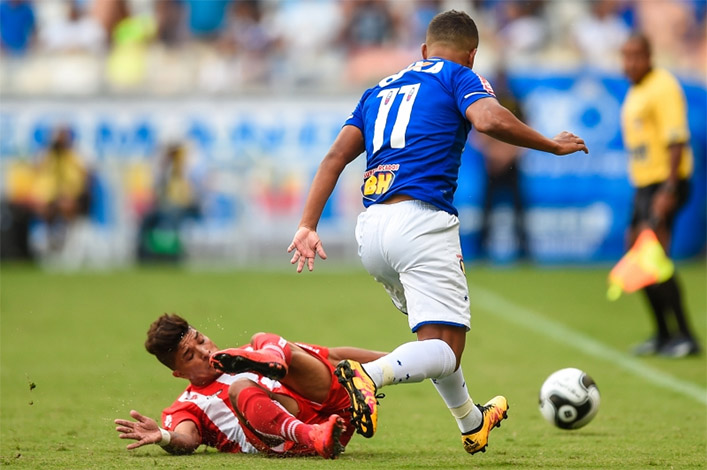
[345,58,495,216]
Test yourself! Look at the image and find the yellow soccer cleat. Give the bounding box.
[334,359,383,438]
[461,396,509,455]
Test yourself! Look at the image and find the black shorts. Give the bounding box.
[630,179,690,230]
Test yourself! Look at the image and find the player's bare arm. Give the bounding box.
[115,410,200,455]
[652,142,684,220]
[328,346,388,366]
[288,125,365,272]
[466,97,588,156]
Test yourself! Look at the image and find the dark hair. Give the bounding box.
[145,314,190,369]
[426,10,479,51]
[626,32,652,56]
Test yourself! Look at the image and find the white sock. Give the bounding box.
[363,339,457,388]
[432,367,482,433]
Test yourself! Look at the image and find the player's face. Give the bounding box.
[621,39,650,84]
[172,328,221,386]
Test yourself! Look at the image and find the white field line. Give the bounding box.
[470,282,707,406]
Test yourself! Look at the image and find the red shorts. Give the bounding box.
[241,342,354,455]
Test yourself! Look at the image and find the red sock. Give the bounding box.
[252,333,292,364]
[237,386,313,446]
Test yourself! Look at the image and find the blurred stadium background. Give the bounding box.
[0,0,705,268]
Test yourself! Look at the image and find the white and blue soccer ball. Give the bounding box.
[539,368,600,430]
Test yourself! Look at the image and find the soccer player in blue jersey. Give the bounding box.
[288,10,588,455]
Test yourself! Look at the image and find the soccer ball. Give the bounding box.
[538,368,600,430]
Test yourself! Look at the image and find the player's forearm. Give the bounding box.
[159,430,200,455]
[666,143,684,185]
[328,346,388,365]
[300,127,363,229]
[299,160,344,230]
[476,107,558,154]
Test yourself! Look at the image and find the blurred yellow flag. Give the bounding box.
[607,229,674,301]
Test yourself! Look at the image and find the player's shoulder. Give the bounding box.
[429,58,482,81]
[646,68,682,92]
[440,60,493,91]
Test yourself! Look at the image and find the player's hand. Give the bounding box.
[652,186,678,222]
[115,410,162,450]
[551,131,588,155]
[288,226,327,273]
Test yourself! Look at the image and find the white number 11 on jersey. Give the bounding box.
[372,83,421,154]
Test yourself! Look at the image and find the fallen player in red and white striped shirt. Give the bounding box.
[114,314,386,459]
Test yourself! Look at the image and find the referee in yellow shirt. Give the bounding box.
[620,34,700,358]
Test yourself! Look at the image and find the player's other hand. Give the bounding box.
[652,186,678,221]
[552,131,589,155]
[288,226,327,273]
[115,410,161,450]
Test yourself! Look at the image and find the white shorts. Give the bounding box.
[355,200,471,332]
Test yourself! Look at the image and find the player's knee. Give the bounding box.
[228,378,258,404]
[250,332,267,344]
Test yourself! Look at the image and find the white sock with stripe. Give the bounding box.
[363,339,457,388]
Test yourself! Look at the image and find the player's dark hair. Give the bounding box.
[627,32,652,56]
[145,314,190,369]
[426,10,479,51]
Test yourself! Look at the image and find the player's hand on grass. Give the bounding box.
[552,131,589,155]
[115,410,161,450]
[288,226,327,272]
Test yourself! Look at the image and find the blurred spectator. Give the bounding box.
[339,0,412,86]
[223,0,274,54]
[1,160,36,260]
[155,0,185,47]
[32,126,90,251]
[636,0,706,76]
[40,0,106,54]
[0,0,36,56]
[496,0,547,68]
[571,0,629,71]
[106,4,156,89]
[137,142,201,263]
[90,0,128,45]
[475,72,528,260]
[184,0,232,41]
[338,0,399,52]
[403,0,443,49]
[615,0,636,29]
[218,0,280,85]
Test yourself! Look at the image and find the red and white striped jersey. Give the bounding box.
[161,371,280,453]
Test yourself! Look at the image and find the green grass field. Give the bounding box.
[1,261,705,469]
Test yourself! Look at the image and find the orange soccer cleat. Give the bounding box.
[309,414,346,459]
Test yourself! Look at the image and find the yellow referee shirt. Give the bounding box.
[621,68,693,187]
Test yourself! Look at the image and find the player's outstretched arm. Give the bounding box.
[466,97,588,156]
[289,125,364,272]
[328,346,388,366]
[114,410,200,455]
